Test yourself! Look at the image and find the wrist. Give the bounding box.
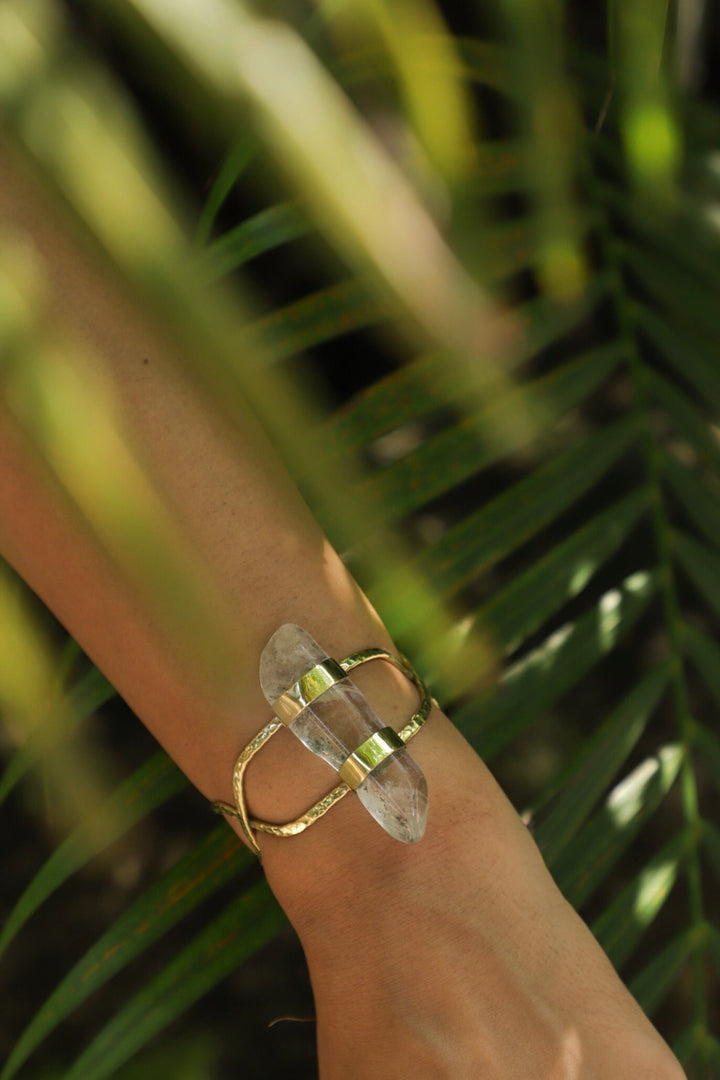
[213,622,539,956]
[250,657,440,924]
[260,704,537,957]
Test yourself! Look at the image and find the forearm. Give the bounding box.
[0,383,575,999]
[0,141,455,913]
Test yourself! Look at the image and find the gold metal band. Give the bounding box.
[337,726,405,790]
[211,648,433,858]
[273,657,346,725]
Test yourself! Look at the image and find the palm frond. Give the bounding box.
[1,828,252,1080]
[1,1,720,1077]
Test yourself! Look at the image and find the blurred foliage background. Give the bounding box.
[1,0,720,1076]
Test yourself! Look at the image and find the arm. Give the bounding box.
[0,147,683,1080]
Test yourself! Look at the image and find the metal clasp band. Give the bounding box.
[273,657,347,725]
[337,726,405,790]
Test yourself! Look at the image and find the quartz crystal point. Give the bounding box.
[259,624,428,843]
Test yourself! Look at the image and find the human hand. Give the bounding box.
[261,708,685,1080]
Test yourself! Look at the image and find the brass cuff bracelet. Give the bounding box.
[211,646,432,858]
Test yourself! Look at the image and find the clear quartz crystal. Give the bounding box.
[260,624,428,843]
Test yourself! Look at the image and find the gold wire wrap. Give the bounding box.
[210,648,432,857]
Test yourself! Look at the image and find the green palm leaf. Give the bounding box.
[631,929,699,1019]
[456,572,658,757]
[1,827,251,1080]
[593,830,690,971]
[532,663,672,865]
[61,881,283,1080]
[674,532,720,621]
[200,201,310,281]
[411,417,637,599]
[351,343,628,527]
[553,746,685,908]
[326,281,613,450]
[663,453,720,551]
[248,280,390,363]
[2,0,719,1076]
[477,488,650,654]
[0,751,186,961]
[646,369,720,474]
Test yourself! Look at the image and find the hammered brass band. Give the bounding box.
[211,648,433,858]
[273,657,347,726]
[338,726,405,790]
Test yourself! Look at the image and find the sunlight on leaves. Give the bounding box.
[569,559,596,595]
[633,854,681,922]
[607,745,683,830]
[616,0,681,193]
[598,571,651,654]
[598,588,623,652]
[624,103,682,181]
